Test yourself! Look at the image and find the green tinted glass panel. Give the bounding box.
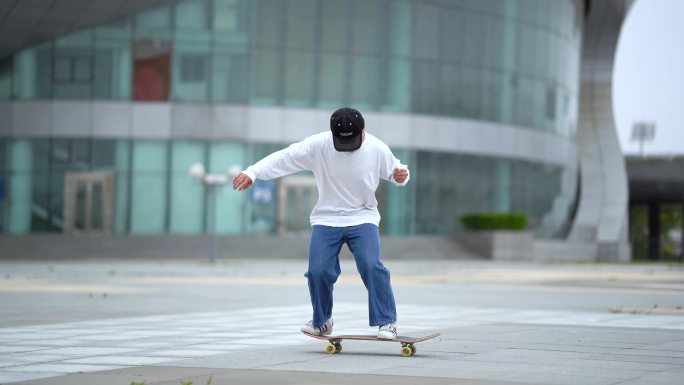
[13,43,52,99]
[0,141,5,231]
[352,0,382,54]
[0,59,11,99]
[252,50,280,104]
[173,39,210,102]
[208,142,244,234]
[169,141,204,234]
[320,1,348,51]
[135,6,172,39]
[175,0,209,30]
[7,141,32,233]
[114,141,129,234]
[285,0,316,50]
[387,0,411,56]
[350,55,380,110]
[211,46,249,102]
[284,51,315,107]
[130,141,167,233]
[318,53,347,108]
[254,0,283,47]
[94,24,132,99]
[214,0,250,35]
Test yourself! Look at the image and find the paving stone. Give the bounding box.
[2,260,684,384]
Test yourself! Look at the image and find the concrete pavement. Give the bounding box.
[1,259,683,384]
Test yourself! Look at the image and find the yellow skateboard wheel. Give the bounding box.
[401,346,412,357]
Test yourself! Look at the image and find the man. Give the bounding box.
[232,107,409,339]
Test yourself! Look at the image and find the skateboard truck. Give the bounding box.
[325,338,417,356]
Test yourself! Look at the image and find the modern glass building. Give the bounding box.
[0,0,586,240]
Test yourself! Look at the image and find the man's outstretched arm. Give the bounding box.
[232,135,318,191]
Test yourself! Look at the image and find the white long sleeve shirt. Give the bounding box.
[242,131,410,227]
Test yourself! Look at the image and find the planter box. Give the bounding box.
[453,230,533,261]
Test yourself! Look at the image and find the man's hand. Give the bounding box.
[232,173,253,191]
[393,167,409,183]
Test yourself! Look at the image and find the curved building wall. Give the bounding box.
[569,0,631,261]
[0,0,583,238]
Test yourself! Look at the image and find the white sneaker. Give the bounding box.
[377,323,397,339]
[301,318,334,336]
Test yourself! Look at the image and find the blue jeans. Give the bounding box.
[306,223,397,327]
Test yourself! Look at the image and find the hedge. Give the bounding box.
[460,212,528,231]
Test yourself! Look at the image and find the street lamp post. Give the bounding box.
[630,122,656,158]
[189,163,241,264]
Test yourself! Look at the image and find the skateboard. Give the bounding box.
[302,331,440,357]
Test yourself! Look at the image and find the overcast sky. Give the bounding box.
[613,0,684,156]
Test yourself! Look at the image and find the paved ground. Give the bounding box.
[1,258,683,384]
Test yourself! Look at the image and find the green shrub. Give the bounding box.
[460,212,528,231]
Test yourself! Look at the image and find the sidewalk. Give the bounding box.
[1,259,683,384]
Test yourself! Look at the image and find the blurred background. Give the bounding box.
[0,0,680,262]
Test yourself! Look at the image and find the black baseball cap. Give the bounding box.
[330,107,364,152]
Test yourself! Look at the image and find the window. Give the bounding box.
[440,64,460,116]
[252,49,281,104]
[180,54,207,82]
[175,0,209,31]
[169,141,204,234]
[52,30,93,98]
[173,50,210,101]
[14,43,52,98]
[94,20,133,99]
[320,1,348,52]
[0,140,6,232]
[284,52,315,106]
[545,85,556,121]
[130,141,167,234]
[380,58,410,112]
[135,6,172,39]
[352,0,382,54]
[0,59,11,98]
[285,0,317,50]
[254,0,283,47]
[351,55,381,110]
[214,0,243,32]
[209,142,245,234]
[318,53,348,108]
[211,47,249,102]
[413,61,440,115]
[413,3,440,60]
[53,56,93,83]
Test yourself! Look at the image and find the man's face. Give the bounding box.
[336,130,365,153]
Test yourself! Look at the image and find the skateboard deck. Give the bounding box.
[302,331,440,356]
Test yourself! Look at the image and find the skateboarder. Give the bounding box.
[232,107,409,340]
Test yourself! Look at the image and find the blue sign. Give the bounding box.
[251,182,275,204]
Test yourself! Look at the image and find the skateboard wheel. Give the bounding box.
[401,346,412,357]
[410,345,416,356]
[326,344,337,354]
[334,343,342,353]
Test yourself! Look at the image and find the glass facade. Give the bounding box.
[0,0,583,238]
[3,0,583,136]
[0,138,574,238]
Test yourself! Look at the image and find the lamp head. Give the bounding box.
[189,163,206,180]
